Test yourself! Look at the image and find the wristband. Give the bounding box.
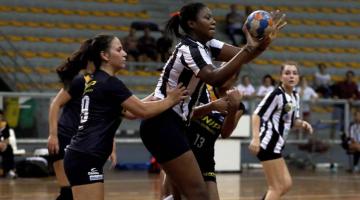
[244,45,256,53]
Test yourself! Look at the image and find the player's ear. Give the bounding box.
[187,20,196,29]
[100,51,110,62]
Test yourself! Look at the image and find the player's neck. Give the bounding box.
[100,65,115,76]
[187,34,207,45]
[281,84,293,95]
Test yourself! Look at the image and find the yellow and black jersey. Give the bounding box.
[58,74,90,138]
[67,70,132,160]
[186,86,224,164]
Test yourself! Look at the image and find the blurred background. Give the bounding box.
[0,0,359,173]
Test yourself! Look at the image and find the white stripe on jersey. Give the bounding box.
[260,122,273,150]
[256,92,279,122]
[154,37,224,121]
[350,123,360,143]
[274,136,285,154]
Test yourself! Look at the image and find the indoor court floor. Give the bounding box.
[1,168,360,200]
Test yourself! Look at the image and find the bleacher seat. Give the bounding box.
[0,0,359,92]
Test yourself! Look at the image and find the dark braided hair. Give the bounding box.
[165,2,206,38]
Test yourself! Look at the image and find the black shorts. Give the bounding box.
[49,134,72,162]
[64,149,107,186]
[198,158,216,182]
[256,148,282,162]
[140,109,190,163]
[192,148,216,182]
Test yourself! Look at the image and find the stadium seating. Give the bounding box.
[0,0,358,91]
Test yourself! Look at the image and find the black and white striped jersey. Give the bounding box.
[254,86,300,154]
[349,122,360,143]
[154,36,224,121]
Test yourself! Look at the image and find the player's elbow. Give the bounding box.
[203,76,225,87]
[135,106,158,119]
[221,134,230,139]
[134,111,147,119]
[220,129,233,138]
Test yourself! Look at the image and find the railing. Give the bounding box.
[0,92,356,144]
[0,56,17,90]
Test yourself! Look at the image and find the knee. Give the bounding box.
[193,183,209,199]
[195,188,209,200]
[269,179,292,196]
[183,183,209,200]
[280,178,293,195]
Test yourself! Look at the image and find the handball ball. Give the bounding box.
[245,10,274,39]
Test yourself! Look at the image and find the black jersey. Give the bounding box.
[58,74,88,138]
[0,122,9,141]
[254,86,300,154]
[154,37,224,122]
[186,88,224,162]
[67,70,132,159]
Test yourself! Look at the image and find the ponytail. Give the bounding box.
[56,38,93,84]
[165,14,183,38]
[56,34,115,85]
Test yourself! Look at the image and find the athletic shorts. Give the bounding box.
[256,147,282,162]
[140,109,190,163]
[64,149,107,186]
[49,134,72,162]
[192,148,216,182]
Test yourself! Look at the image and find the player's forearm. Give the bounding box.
[221,111,241,138]
[112,139,116,154]
[192,102,216,119]
[141,92,155,102]
[140,98,174,119]
[206,46,257,86]
[293,119,304,129]
[48,104,60,137]
[122,110,138,120]
[252,114,261,139]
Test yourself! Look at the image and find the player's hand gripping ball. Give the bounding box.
[245,10,274,39]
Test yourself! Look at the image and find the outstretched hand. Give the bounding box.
[243,10,287,50]
[269,10,287,40]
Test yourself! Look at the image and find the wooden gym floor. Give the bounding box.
[1,168,360,200]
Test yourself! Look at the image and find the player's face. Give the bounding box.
[281,64,299,88]
[108,37,127,69]
[193,7,216,41]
